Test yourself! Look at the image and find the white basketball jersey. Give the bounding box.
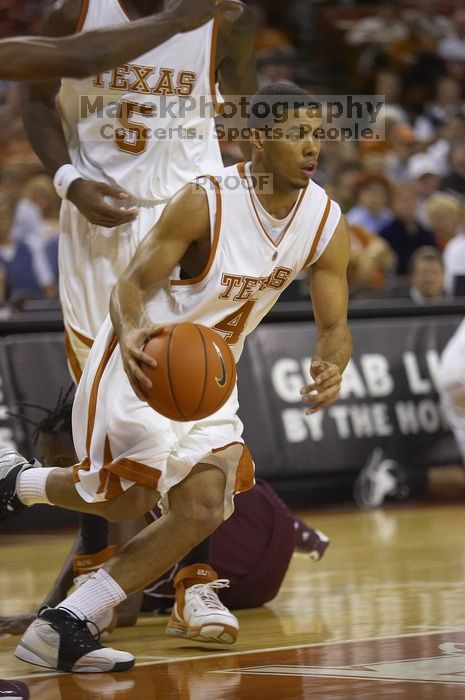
[58,0,223,201]
[143,163,342,361]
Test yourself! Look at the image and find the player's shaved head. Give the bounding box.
[247,82,320,131]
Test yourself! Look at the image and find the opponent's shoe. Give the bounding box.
[0,679,29,699]
[294,521,331,561]
[0,449,39,524]
[166,564,239,645]
[15,607,134,673]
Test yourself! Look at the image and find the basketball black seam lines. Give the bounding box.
[167,326,185,420]
[195,325,209,418]
[224,346,236,404]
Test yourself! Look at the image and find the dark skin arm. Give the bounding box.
[217,2,257,160]
[300,216,352,414]
[21,0,239,228]
[0,0,225,82]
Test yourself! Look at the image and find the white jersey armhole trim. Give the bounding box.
[76,0,90,32]
[170,176,222,287]
[302,198,342,269]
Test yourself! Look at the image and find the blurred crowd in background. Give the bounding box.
[0,0,464,308]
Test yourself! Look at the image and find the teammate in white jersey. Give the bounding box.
[2,84,352,673]
[0,0,223,82]
[438,319,465,465]
[22,0,255,378]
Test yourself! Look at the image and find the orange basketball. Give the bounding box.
[141,323,236,421]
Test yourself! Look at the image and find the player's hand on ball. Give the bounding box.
[67,179,139,228]
[300,357,342,415]
[167,0,243,33]
[0,613,35,635]
[119,326,164,402]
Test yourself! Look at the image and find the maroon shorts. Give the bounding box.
[142,479,295,611]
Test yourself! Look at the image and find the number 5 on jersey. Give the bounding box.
[213,300,256,346]
[115,100,154,155]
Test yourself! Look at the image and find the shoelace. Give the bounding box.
[188,579,231,611]
[39,606,101,644]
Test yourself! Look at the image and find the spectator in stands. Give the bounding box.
[404,0,451,43]
[427,112,465,176]
[348,223,397,294]
[414,76,465,144]
[438,10,465,63]
[16,175,60,284]
[407,153,441,226]
[330,160,365,214]
[347,173,393,234]
[389,9,438,72]
[374,69,409,125]
[407,246,447,303]
[358,141,388,176]
[379,183,438,275]
[19,175,60,240]
[345,2,407,49]
[0,193,56,303]
[317,140,357,189]
[385,123,419,182]
[439,199,465,295]
[440,143,465,198]
[427,192,463,251]
[250,3,294,55]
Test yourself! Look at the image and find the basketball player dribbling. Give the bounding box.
[20,0,257,643]
[0,4,239,698]
[1,83,352,673]
[0,0,224,82]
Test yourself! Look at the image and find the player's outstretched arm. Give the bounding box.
[0,0,233,82]
[110,183,211,400]
[300,216,352,414]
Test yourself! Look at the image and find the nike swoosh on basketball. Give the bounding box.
[213,344,227,387]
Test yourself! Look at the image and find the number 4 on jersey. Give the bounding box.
[213,300,256,345]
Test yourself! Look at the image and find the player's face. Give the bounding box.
[261,108,322,190]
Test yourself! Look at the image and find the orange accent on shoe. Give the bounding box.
[173,563,218,617]
[72,545,118,576]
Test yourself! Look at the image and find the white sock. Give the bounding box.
[57,568,126,621]
[16,467,56,506]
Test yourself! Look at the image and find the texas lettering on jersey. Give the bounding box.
[219,267,293,301]
[93,63,198,96]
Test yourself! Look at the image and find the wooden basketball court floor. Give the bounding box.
[2,499,465,699]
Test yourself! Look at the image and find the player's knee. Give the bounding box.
[189,499,225,536]
[173,488,225,535]
[169,465,226,534]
